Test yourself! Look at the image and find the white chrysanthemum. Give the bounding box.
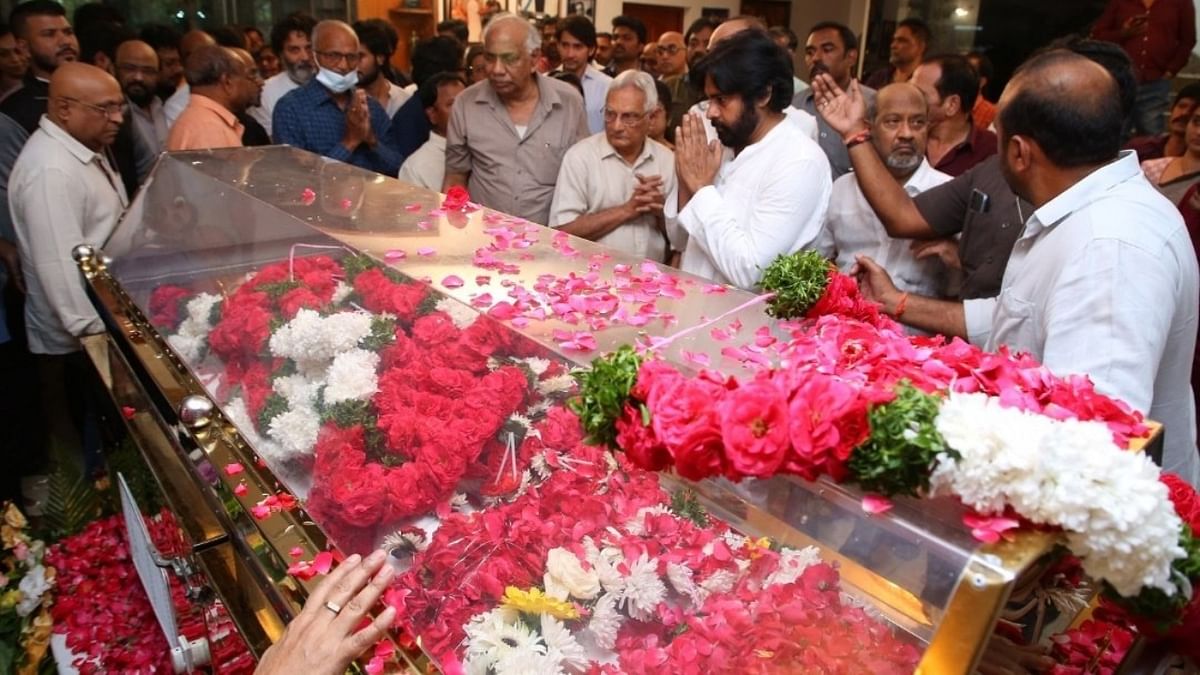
[267,406,321,458]
[464,607,543,675]
[582,593,623,650]
[698,569,738,599]
[544,548,601,601]
[530,453,551,479]
[331,281,353,305]
[933,392,1186,597]
[323,349,380,404]
[521,357,551,376]
[589,547,625,596]
[273,373,321,408]
[616,553,666,621]
[224,396,285,464]
[623,506,672,537]
[16,565,49,617]
[435,297,479,329]
[183,292,221,329]
[537,374,576,398]
[763,546,823,587]
[540,614,588,673]
[269,309,373,373]
[665,562,702,608]
[167,333,205,362]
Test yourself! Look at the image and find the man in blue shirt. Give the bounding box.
[272,20,399,175]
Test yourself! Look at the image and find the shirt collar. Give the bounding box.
[902,158,937,192]
[189,93,241,129]
[480,73,566,113]
[598,134,654,167]
[37,115,103,164]
[1025,150,1142,238]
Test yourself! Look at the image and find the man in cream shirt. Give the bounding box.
[398,73,465,190]
[549,70,675,262]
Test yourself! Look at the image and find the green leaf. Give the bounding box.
[758,250,834,320]
[43,465,102,539]
[341,253,377,282]
[669,489,709,527]
[847,382,952,497]
[360,315,397,352]
[1106,523,1200,626]
[567,346,643,449]
[257,393,290,431]
[256,280,302,300]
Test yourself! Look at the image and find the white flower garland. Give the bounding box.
[322,348,381,404]
[268,309,373,375]
[165,292,221,362]
[435,297,479,330]
[932,391,1186,597]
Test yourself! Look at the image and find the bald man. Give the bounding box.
[656,31,686,78]
[815,83,951,304]
[163,29,216,125]
[167,45,259,151]
[272,20,398,174]
[115,40,166,178]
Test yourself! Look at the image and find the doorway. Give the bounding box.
[741,0,790,29]
[621,2,685,40]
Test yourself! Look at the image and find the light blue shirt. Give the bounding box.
[578,66,613,135]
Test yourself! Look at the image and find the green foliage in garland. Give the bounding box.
[670,489,709,527]
[568,346,643,450]
[319,399,372,428]
[758,250,834,320]
[257,280,302,300]
[847,382,954,497]
[340,253,377,282]
[416,292,440,317]
[361,315,398,351]
[1107,524,1200,627]
[257,393,289,431]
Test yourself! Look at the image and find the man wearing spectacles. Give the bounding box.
[444,14,588,225]
[273,20,400,176]
[814,82,952,309]
[655,32,686,79]
[550,70,675,262]
[167,45,261,150]
[114,40,166,179]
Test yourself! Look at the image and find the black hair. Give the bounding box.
[419,71,466,107]
[966,50,994,82]
[550,70,584,97]
[437,19,468,44]
[269,12,317,56]
[653,76,671,110]
[684,16,720,44]
[558,14,596,49]
[596,31,612,41]
[611,15,647,45]
[185,44,240,87]
[73,3,123,32]
[1001,50,1122,168]
[924,53,978,115]
[411,35,463,88]
[808,21,857,55]
[244,26,263,40]
[78,21,134,65]
[1176,82,1200,106]
[768,25,798,50]
[10,1,67,40]
[139,23,180,52]
[693,28,793,112]
[356,18,399,57]
[210,25,246,49]
[896,17,931,46]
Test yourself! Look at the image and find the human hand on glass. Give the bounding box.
[811,73,869,140]
[254,550,396,675]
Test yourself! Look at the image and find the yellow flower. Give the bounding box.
[4,503,27,530]
[500,586,579,620]
[744,536,772,560]
[0,589,21,611]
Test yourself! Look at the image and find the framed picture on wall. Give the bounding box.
[565,0,594,19]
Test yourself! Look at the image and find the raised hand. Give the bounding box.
[674,112,723,197]
[811,73,869,139]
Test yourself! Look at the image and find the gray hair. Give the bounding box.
[311,19,358,50]
[607,70,658,113]
[482,13,541,54]
[185,44,241,87]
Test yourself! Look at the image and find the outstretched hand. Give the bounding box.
[850,254,902,313]
[255,550,397,675]
[810,73,869,139]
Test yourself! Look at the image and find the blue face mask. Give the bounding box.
[316,67,359,94]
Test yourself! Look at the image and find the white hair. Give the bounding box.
[608,70,659,113]
[311,20,358,49]
[482,13,541,54]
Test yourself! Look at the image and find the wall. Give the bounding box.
[593,0,740,37]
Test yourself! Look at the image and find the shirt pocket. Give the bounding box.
[990,288,1037,352]
[528,138,570,187]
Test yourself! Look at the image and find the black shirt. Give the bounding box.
[913,156,1029,300]
[0,73,48,134]
[238,112,270,146]
[383,93,430,163]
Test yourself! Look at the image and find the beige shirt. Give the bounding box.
[549,132,676,262]
[398,132,446,190]
[10,116,128,354]
[445,75,589,225]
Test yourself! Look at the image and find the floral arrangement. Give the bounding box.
[758,249,896,329]
[0,503,54,675]
[570,311,1194,614]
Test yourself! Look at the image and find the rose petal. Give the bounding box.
[120,405,136,419]
[300,188,316,205]
[384,249,406,261]
[441,274,464,288]
[250,504,271,520]
[224,463,244,476]
[417,247,436,256]
[289,546,304,558]
[417,220,431,230]
[339,198,353,211]
[404,203,423,212]
[702,284,728,295]
[311,551,335,575]
[861,495,894,515]
[233,482,248,496]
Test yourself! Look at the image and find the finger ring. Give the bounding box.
[324,601,342,616]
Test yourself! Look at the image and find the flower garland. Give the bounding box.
[759,249,897,329]
[0,503,54,675]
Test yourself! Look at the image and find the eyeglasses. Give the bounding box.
[117,63,159,77]
[60,96,124,117]
[603,108,647,126]
[483,51,522,67]
[315,50,360,66]
[656,44,681,55]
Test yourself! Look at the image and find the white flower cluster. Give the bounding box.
[166,292,221,362]
[268,309,373,375]
[435,297,479,329]
[932,391,1186,597]
[323,349,381,404]
[16,564,50,617]
[464,607,588,675]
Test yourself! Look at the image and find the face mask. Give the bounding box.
[316,67,358,94]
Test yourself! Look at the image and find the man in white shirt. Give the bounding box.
[555,15,612,134]
[550,70,675,262]
[397,72,465,190]
[114,40,167,181]
[855,50,1200,485]
[671,29,831,289]
[163,29,216,125]
[815,82,951,299]
[258,12,317,138]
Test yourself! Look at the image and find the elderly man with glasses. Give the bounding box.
[272,20,399,175]
[444,13,588,225]
[549,69,676,262]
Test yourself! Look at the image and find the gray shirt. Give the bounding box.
[445,75,589,225]
[127,96,168,180]
[794,85,876,180]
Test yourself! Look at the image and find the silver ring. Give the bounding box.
[324,601,342,616]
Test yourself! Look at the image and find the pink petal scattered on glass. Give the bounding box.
[339,198,353,211]
[475,275,491,285]
[311,551,335,575]
[300,188,316,205]
[233,483,248,497]
[861,495,894,515]
[404,202,423,212]
[702,284,728,295]
[417,247,436,256]
[427,208,448,217]
[471,293,493,307]
[250,504,271,520]
[682,350,711,367]
[288,546,304,558]
[224,463,244,476]
[441,274,465,288]
[417,220,431,230]
[384,249,406,261]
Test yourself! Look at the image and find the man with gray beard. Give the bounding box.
[814,82,952,300]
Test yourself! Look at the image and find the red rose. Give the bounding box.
[427,366,477,397]
[651,376,724,450]
[412,312,460,347]
[719,379,790,477]
[786,373,862,481]
[442,185,470,211]
[536,405,584,452]
[671,416,726,481]
[616,403,671,471]
[461,318,512,361]
[148,285,190,329]
[353,268,397,313]
[1162,472,1200,531]
[391,283,427,322]
[278,286,324,318]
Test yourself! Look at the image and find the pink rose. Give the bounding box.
[718,380,789,477]
[616,403,671,471]
[651,377,724,449]
[671,417,726,481]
